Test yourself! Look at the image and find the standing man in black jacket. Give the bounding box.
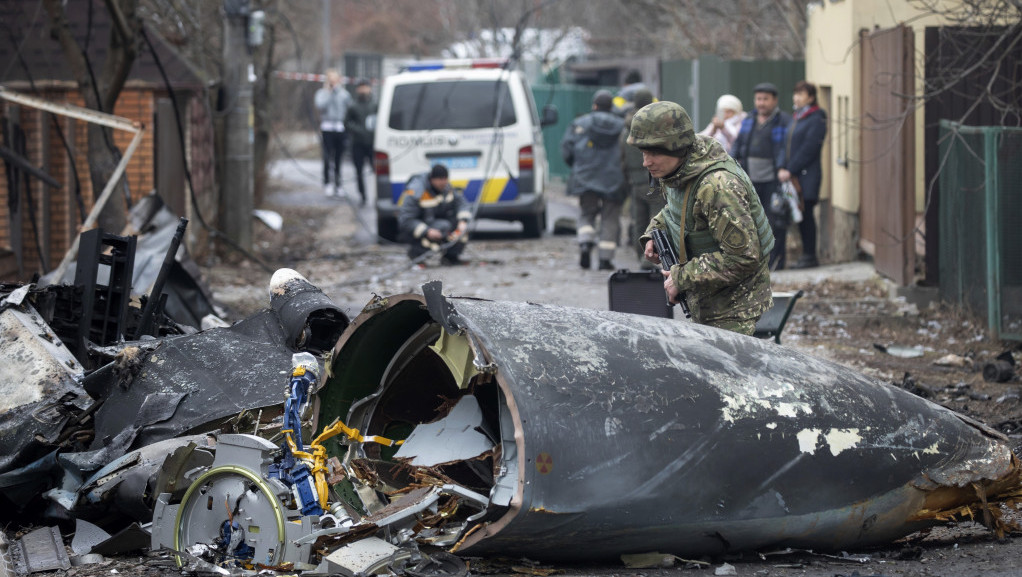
[345,78,378,206]
[732,82,792,270]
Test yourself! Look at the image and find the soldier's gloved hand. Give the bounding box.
[644,240,661,265]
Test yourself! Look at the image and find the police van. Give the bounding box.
[373,59,558,240]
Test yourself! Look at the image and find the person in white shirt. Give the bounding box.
[314,69,353,197]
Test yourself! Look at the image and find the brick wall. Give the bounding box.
[0,86,216,280]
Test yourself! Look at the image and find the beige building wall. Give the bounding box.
[805,0,954,261]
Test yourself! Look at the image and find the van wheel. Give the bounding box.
[377,216,398,242]
[521,210,545,239]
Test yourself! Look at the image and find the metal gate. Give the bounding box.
[860,26,915,285]
[939,122,1022,341]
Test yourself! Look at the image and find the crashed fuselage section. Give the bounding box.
[146,280,1022,572]
[320,283,1022,560]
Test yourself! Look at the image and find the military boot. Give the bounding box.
[580,242,593,269]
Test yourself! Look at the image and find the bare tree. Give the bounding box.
[914,0,1022,126]
[588,0,809,59]
[338,0,451,56]
[42,0,143,232]
[141,0,303,207]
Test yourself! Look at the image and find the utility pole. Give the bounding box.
[221,0,253,252]
[322,0,331,68]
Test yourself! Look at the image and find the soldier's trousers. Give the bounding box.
[630,188,666,261]
[577,190,623,262]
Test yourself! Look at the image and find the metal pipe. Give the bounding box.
[984,129,1001,339]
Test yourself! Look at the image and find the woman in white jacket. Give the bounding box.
[697,94,746,154]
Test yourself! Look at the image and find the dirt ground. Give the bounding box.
[21,160,1021,577]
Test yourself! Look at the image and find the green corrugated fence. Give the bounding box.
[939,120,1022,340]
[661,56,805,129]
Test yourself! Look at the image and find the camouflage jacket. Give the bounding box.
[639,136,772,333]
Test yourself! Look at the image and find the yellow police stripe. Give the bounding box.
[480,177,509,203]
[448,178,510,204]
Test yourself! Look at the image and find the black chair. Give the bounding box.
[753,290,805,344]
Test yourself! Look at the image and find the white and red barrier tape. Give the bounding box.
[273,71,379,84]
[274,71,326,82]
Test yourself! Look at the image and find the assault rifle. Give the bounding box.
[650,228,691,319]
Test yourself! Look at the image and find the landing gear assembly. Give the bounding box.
[151,353,478,575]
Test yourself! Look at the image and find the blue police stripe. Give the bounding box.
[391,179,520,203]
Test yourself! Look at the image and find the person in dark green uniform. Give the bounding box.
[627,101,774,335]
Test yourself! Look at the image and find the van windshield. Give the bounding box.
[389,80,516,130]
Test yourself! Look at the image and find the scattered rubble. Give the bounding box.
[4,243,1022,575]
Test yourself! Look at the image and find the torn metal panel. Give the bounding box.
[89,523,152,556]
[85,313,291,452]
[320,289,1022,561]
[70,520,110,556]
[0,303,87,475]
[9,526,70,573]
[126,193,216,330]
[59,435,214,524]
[40,193,217,332]
[393,395,495,467]
[316,536,405,577]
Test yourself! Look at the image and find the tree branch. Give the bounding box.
[42,0,99,109]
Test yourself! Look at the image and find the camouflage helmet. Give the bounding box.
[626,101,695,154]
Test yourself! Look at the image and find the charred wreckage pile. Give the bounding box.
[3,215,1022,576]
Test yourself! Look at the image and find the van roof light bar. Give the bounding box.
[404,58,508,72]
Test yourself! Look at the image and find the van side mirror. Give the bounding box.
[540,104,559,127]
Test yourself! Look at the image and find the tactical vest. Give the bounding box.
[662,159,774,262]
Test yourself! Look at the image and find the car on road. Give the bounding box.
[373,59,557,241]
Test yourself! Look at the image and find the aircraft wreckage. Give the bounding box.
[3,272,1022,574]
[150,280,1022,571]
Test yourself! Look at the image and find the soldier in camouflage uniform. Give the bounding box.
[627,101,774,335]
[620,88,662,267]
